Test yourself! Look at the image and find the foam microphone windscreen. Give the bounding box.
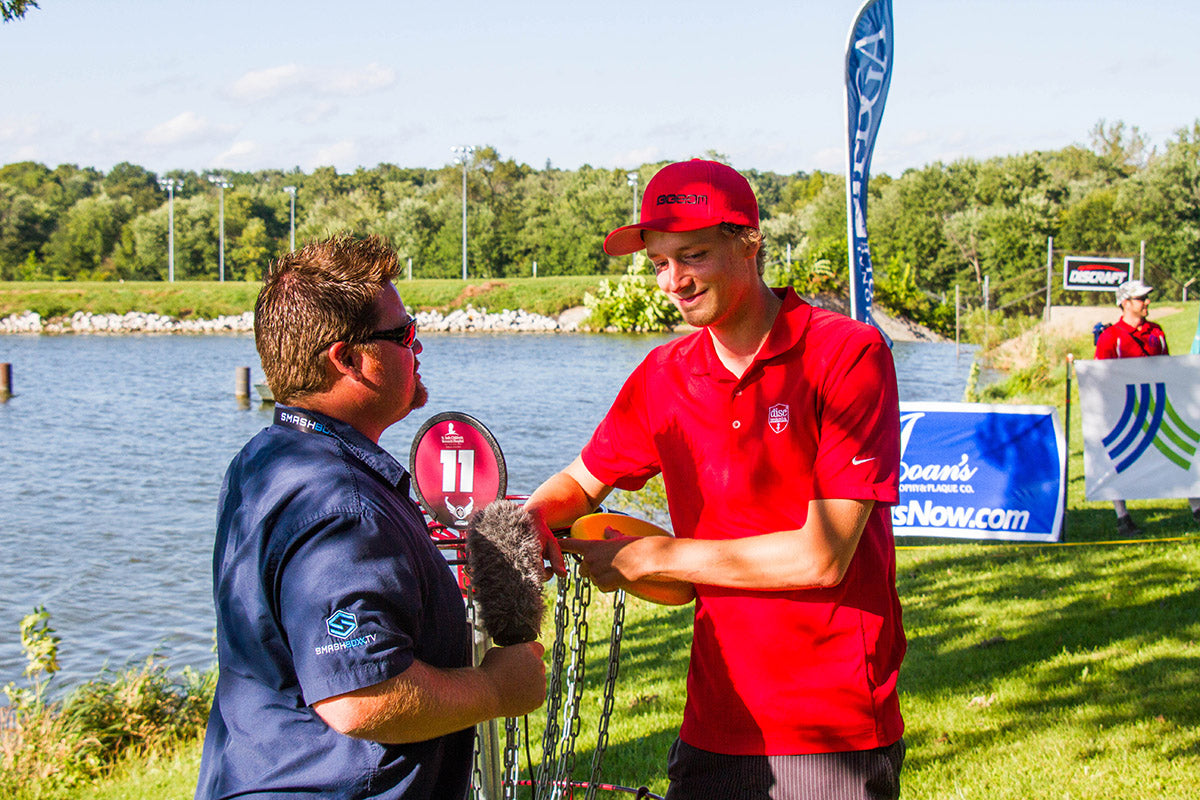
[465,500,545,646]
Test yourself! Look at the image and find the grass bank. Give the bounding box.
[0,277,608,320]
[27,530,1198,800]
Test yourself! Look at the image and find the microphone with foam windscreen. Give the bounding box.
[465,500,545,646]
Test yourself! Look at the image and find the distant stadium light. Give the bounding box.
[451,146,475,280]
[157,177,183,282]
[207,175,232,282]
[283,186,297,251]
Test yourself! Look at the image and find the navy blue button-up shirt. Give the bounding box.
[196,406,472,799]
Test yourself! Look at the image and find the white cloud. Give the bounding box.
[309,140,358,169]
[214,140,260,169]
[11,144,39,161]
[144,111,217,147]
[229,64,304,103]
[320,63,395,96]
[611,145,665,168]
[228,63,396,104]
[0,115,41,142]
[812,146,844,173]
[298,101,337,125]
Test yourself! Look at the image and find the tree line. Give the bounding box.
[2,120,1198,317]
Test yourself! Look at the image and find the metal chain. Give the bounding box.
[502,716,520,800]
[584,588,626,800]
[535,565,572,798]
[470,730,485,800]
[555,566,591,798]
[468,592,487,800]
[536,557,593,799]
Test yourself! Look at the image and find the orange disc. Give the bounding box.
[569,512,672,540]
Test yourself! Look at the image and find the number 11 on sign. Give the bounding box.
[440,449,475,493]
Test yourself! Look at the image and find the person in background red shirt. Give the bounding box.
[1094,279,1167,360]
[526,160,905,800]
[1094,279,1200,533]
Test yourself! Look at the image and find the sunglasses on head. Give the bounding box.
[366,318,419,348]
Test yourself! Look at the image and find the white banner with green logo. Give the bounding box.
[1076,354,1200,500]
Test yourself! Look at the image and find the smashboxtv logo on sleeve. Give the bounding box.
[315,609,377,656]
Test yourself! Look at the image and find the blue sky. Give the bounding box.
[1,0,1196,177]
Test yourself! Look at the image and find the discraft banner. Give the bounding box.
[1062,255,1133,292]
[1074,355,1200,501]
[892,402,1065,542]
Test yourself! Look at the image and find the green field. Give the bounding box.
[57,532,1200,800]
[0,277,608,321]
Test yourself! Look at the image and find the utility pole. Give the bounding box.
[451,146,475,280]
[157,177,183,282]
[208,175,232,281]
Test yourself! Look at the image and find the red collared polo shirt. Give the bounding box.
[1094,318,1168,359]
[581,288,905,755]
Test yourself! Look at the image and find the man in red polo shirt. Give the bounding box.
[1094,278,1200,534]
[526,160,905,800]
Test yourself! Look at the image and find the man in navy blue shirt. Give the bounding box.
[196,236,546,799]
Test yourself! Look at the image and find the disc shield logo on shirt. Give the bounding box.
[767,403,790,434]
[325,609,358,639]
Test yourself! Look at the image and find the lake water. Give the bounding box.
[0,332,979,690]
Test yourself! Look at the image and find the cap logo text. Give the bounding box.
[657,193,708,206]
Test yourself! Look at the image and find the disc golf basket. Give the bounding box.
[410,412,662,800]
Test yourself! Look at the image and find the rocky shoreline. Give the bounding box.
[0,301,941,341]
[0,306,583,335]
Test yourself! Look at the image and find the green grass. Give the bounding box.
[896,540,1200,798]
[0,277,608,320]
[71,742,202,800]
[22,544,1200,800]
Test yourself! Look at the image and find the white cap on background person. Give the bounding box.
[1115,279,1153,307]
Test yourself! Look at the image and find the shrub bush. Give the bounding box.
[0,608,216,798]
[583,261,680,332]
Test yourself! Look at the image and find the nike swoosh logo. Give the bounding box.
[851,456,876,465]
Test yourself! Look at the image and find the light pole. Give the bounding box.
[157,177,183,282]
[451,145,475,280]
[207,175,231,282]
[627,171,639,268]
[283,186,297,251]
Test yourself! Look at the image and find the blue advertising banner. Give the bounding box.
[844,0,894,331]
[893,402,1066,542]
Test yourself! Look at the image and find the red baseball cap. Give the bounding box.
[603,159,759,256]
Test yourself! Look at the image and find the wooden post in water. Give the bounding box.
[0,362,11,400]
[236,367,251,400]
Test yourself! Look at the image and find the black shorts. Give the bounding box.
[664,737,906,800]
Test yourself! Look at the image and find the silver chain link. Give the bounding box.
[502,716,520,800]
[534,566,571,797]
[437,513,633,798]
[584,588,626,800]
[461,553,633,799]
[465,589,488,800]
[536,558,592,798]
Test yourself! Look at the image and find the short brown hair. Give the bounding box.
[255,235,400,404]
[719,222,766,275]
